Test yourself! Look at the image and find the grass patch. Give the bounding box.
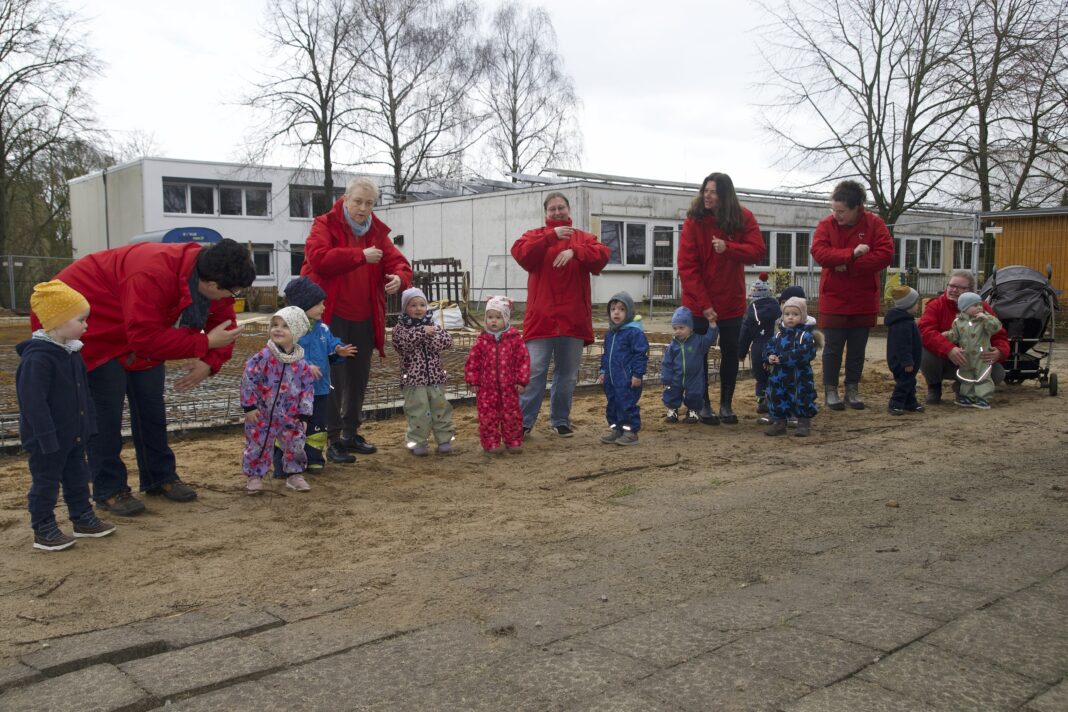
[609,484,639,499]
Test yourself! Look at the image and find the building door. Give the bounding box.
[652,225,677,299]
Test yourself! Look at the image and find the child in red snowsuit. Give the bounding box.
[464,296,530,453]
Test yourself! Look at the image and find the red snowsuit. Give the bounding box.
[810,211,894,320]
[464,328,531,450]
[677,207,766,321]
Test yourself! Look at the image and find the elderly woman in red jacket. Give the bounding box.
[677,172,766,424]
[512,192,610,437]
[810,180,895,410]
[302,177,411,462]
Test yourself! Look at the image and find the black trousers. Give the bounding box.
[821,327,870,386]
[693,315,742,409]
[326,316,375,443]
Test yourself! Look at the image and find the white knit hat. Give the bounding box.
[273,306,310,340]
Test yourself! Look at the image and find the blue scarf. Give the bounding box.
[344,210,372,237]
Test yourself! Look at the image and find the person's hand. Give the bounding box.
[424,325,437,335]
[516,384,526,393]
[630,376,641,388]
[363,247,383,263]
[553,248,574,268]
[979,349,1000,364]
[206,320,243,349]
[835,264,848,272]
[384,274,402,294]
[853,243,870,258]
[904,365,914,373]
[553,226,574,239]
[244,409,259,424]
[596,373,604,384]
[711,238,726,254]
[309,364,322,380]
[768,354,780,365]
[947,346,967,367]
[335,343,358,358]
[174,360,212,391]
[702,306,717,321]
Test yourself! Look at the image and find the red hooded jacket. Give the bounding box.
[918,293,1009,361]
[511,219,610,345]
[677,207,765,321]
[810,210,894,316]
[31,242,237,374]
[301,198,412,357]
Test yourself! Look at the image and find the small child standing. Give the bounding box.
[597,292,649,445]
[948,291,1001,409]
[464,296,530,453]
[392,287,455,455]
[885,285,924,415]
[242,307,315,493]
[280,277,357,471]
[18,281,115,551]
[763,296,819,437]
[661,306,719,423]
[738,273,781,415]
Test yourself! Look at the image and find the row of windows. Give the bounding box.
[163,182,345,219]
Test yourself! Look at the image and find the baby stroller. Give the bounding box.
[979,265,1059,396]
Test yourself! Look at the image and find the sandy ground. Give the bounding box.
[0,336,1065,666]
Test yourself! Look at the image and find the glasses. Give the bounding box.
[946,283,969,292]
[228,288,243,298]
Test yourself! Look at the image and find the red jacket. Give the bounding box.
[32,243,237,374]
[510,218,610,345]
[918,293,1009,361]
[677,207,765,321]
[301,198,412,356]
[810,210,894,316]
[464,327,531,389]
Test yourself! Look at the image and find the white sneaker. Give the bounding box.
[246,476,264,494]
[286,474,311,492]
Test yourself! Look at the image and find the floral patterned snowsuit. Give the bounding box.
[464,327,531,450]
[241,346,315,478]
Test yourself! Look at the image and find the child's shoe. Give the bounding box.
[286,474,311,492]
[484,445,504,455]
[246,476,264,494]
[905,403,925,413]
[786,417,798,428]
[33,524,75,551]
[888,404,905,416]
[794,417,811,437]
[971,398,991,410]
[600,429,622,444]
[955,395,973,408]
[684,410,700,424]
[506,445,523,454]
[616,431,639,446]
[73,512,116,538]
[306,462,325,473]
[437,442,453,454]
[764,420,787,436]
[756,397,768,414]
[410,445,430,456]
[664,408,679,423]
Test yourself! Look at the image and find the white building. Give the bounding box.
[69,160,977,304]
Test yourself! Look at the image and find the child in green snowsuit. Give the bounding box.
[947,292,1001,409]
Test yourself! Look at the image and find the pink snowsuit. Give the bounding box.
[464,327,530,450]
[241,346,315,478]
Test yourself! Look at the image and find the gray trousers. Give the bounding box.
[920,348,1004,389]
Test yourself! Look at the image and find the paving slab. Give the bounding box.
[924,609,1068,684]
[1024,679,1068,712]
[790,601,941,651]
[244,609,400,664]
[18,626,167,676]
[782,677,938,712]
[561,688,683,711]
[858,641,1044,712]
[637,653,811,712]
[577,606,740,668]
[166,675,384,712]
[0,663,154,712]
[262,593,369,623]
[1032,568,1068,599]
[0,662,42,694]
[361,671,553,712]
[119,637,278,700]
[847,577,994,621]
[485,591,623,646]
[131,604,282,648]
[711,626,878,688]
[674,585,807,631]
[986,586,1068,636]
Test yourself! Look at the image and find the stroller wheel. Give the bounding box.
[1050,373,1058,397]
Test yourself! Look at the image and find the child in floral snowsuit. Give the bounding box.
[392,287,455,455]
[241,307,315,493]
[763,296,819,437]
[464,295,530,453]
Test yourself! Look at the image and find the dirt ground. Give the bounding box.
[0,339,1065,666]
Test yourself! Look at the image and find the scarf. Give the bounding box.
[267,339,304,364]
[344,210,372,237]
[398,312,434,328]
[179,272,212,330]
[32,329,84,353]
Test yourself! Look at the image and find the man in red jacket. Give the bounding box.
[302,177,411,461]
[35,239,255,515]
[918,270,1008,403]
[511,192,610,437]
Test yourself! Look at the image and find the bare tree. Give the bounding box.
[480,1,581,180]
[0,0,99,257]
[109,129,165,164]
[349,0,485,200]
[246,0,364,208]
[758,0,969,225]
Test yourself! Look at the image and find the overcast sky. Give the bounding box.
[87,0,815,192]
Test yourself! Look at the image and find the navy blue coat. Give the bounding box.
[885,307,921,371]
[16,338,96,455]
[738,296,781,357]
[660,329,718,393]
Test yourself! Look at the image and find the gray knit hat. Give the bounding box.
[956,291,982,313]
[891,284,919,310]
[400,287,428,315]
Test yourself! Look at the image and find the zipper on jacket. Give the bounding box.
[258,361,287,459]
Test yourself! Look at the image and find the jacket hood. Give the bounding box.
[608,291,636,331]
[884,307,915,326]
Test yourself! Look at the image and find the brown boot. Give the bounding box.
[764,419,787,436]
[794,417,811,437]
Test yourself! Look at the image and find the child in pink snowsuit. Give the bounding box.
[464,296,530,453]
[241,307,315,493]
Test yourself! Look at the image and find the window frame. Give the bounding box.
[289,185,346,219]
[891,236,944,273]
[161,179,271,218]
[250,244,274,278]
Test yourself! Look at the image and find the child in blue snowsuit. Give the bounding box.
[598,292,648,445]
[275,277,357,475]
[885,285,924,415]
[763,296,819,437]
[661,306,719,423]
[738,273,781,414]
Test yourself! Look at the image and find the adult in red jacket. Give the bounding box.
[33,239,255,516]
[677,172,766,424]
[810,180,894,410]
[918,269,1008,403]
[511,192,610,436]
[302,177,411,460]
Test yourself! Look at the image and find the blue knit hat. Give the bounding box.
[671,306,694,328]
[284,277,326,312]
[957,292,982,313]
[779,285,806,303]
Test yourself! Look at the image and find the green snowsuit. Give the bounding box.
[949,312,1002,401]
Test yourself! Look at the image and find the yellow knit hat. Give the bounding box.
[31,280,90,331]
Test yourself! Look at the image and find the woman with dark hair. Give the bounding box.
[677,172,766,424]
[810,179,894,409]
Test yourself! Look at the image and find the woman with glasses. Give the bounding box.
[810,180,894,410]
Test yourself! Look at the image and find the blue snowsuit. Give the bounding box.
[763,322,818,420]
[600,293,649,433]
[661,327,719,412]
[738,296,781,399]
[885,307,922,410]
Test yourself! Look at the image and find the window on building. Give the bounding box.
[600,220,650,266]
[163,181,269,217]
[289,185,345,218]
[891,236,943,272]
[953,239,974,270]
[794,232,810,267]
[290,246,305,276]
[250,245,273,277]
[756,231,773,269]
[625,224,646,265]
[775,232,793,269]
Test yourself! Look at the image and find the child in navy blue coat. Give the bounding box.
[598,292,649,445]
[18,281,115,551]
[738,273,781,414]
[885,285,924,415]
[661,306,719,423]
[763,296,820,437]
